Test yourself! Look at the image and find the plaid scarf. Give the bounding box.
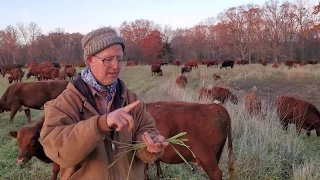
[80,67,117,101]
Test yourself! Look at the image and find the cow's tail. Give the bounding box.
[227,113,235,180]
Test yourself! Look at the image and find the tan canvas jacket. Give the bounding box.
[39,75,162,180]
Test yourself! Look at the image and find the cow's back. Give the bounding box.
[9,81,68,109]
[146,101,231,162]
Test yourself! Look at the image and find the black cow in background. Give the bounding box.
[220,60,234,69]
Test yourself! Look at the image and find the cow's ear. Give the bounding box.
[9,131,17,138]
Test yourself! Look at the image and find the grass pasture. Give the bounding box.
[0,64,320,180]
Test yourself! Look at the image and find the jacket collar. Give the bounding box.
[68,73,127,115]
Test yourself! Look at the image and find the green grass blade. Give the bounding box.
[126,150,136,180]
[107,151,128,169]
[166,132,187,141]
[170,141,196,158]
[170,144,194,170]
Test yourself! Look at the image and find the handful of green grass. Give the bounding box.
[107,132,196,180]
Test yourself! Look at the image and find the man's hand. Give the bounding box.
[142,132,169,154]
[106,100,140,131]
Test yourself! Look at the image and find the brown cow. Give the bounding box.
[144,101,235,180]
[27,64,53,80]
[276,95,320,136]
[272,62,280,68]
[198,87,212,100]
[39,67,60,80]
[285,60,299,69]
[65,67,77,80]
[151,64,163,77]
[173,60,181,66]
[307,60,317,65]
[176,75,187,88]
[207,60,219,67]
[181,66,192,74]
[9,117,60,180]
[184,60,198,68]
[211,87,238,105]
[0,80,68,123]
[8,68,25,83]
[244,91,262,117]
[0,64,23,77]
[260,60,268,66]
[59,71,66,80]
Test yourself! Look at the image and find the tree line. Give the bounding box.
[0,0,319,65]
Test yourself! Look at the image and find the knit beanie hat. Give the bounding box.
[82,27,126,65]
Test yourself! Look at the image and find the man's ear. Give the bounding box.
[86,56,94,66]
[9,131,18,138]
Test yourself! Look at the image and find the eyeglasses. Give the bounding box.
[93,55,126,67]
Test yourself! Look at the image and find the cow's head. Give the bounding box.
[9,126,42,165]
[26,72,31,79]
[0,101,7,114]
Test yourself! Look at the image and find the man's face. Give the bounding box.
[86,44,123,85]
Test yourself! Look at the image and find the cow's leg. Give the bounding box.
[9,103,21,124]
[155,160,163,178]
[316,129,320,136]
[51,162,60,180]
[197,154,221,180]
[24,109,32,124]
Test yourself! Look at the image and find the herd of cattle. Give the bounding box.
[0,61,85,84]
[1,59,320,180]
[130,59,319,73]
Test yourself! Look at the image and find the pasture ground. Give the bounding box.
[0,64,319,180]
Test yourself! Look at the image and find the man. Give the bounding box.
[39,27,168,180]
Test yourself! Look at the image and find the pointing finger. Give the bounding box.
[123,100,141,113]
